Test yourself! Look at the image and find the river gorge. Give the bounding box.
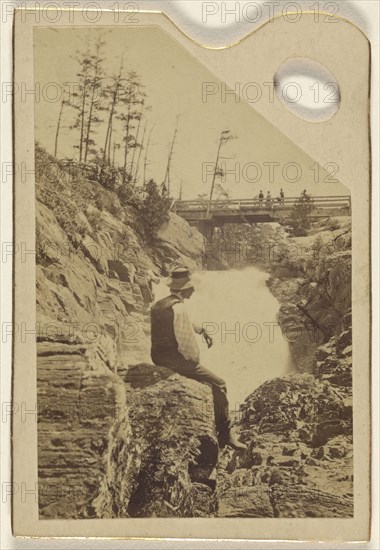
[35,146,353,519]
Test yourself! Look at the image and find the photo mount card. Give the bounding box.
[12,6,371,542]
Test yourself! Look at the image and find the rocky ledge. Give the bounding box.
[38,349,218,519]
[217,374,353,518]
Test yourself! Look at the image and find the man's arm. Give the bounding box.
[173,302,200,363]
[193,323,213,349]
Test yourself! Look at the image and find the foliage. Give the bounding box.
[209,222,271,267]
[70,33,106,164]
[35,145,87,247]
[326,218,341,231]
[136,179,171,241]
[87,154,122,191]
[285,194,314,236]
[38,32,183,247]
[116,181,142,210]
[85,209,102,232]
[36,142,171,249]
[57,35,148,184]
[310,235,325,260]
[214,183,230,201]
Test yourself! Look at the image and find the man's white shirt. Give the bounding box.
[172,300,203,363]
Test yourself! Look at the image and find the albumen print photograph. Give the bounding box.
[31,24,356,521]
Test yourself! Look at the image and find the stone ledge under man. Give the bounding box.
[150,267,246,451]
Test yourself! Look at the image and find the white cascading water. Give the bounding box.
[153,267,291,411]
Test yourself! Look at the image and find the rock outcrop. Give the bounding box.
[95,364,218,518]
[266,218,352,373]
[35,146,212,518]
[38,352,218,518]
[217,374,353,518]
[155,212,205,273]
[37,341,127,519]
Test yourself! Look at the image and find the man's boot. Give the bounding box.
[218,421,247,451]
[226,429,247,451]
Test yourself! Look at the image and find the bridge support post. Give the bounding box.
[197,221,214,242]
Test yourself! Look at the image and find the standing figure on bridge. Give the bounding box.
[150,267,246,451]
[280,188,285,206]
[258,190,264,207]
[266,191,272,209]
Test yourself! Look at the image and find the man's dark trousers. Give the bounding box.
[151,349,229,437]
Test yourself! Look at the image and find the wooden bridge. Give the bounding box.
[172,195,351,239]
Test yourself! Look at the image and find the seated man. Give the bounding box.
[151,267,246,451]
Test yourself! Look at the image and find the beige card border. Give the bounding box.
[12,8,371,541]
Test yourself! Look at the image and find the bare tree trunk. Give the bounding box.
[83,37,104,163]
[134,119,147,185]
[123,101,132,181]
[207,137,222,218]
[79,80,87,162]
[104,57,124,163]
[163,116,179,197]
[54,93,66,158]
[112,140,117,168]
[143,123,154,184]
[130,102,144,185]
[108,126,113,161]
[104,101,114,162]
[84,82,96,163]
[104,117,111,162]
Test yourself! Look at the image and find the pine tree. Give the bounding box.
[103,54,126,164]
[70,47,92,162]
[116,72,145,183]
[207,130,236,217]
[83,34,106,163]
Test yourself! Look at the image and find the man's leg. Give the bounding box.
[187,364,246,450]
[188,364,230,437]
[157,357,246,450]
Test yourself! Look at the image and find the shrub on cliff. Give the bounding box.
[36,144,171,248]
[136,179,172,241]
[35,144,87,247]
[285,196,314,236]
[116,179,142,210]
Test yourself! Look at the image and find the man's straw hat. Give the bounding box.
[167,267,194,290]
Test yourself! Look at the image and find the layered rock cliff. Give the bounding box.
[266,218,352,373]
[36,147,217,518]
[38,355,218,518]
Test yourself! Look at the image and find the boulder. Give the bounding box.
[217,374,353,518]
[95,364,218,518]
[38,353,219,519]
[155,213,204,269]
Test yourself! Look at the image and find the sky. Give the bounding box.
[34,26,348,200]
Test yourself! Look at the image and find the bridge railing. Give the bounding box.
[173,195,351,213]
